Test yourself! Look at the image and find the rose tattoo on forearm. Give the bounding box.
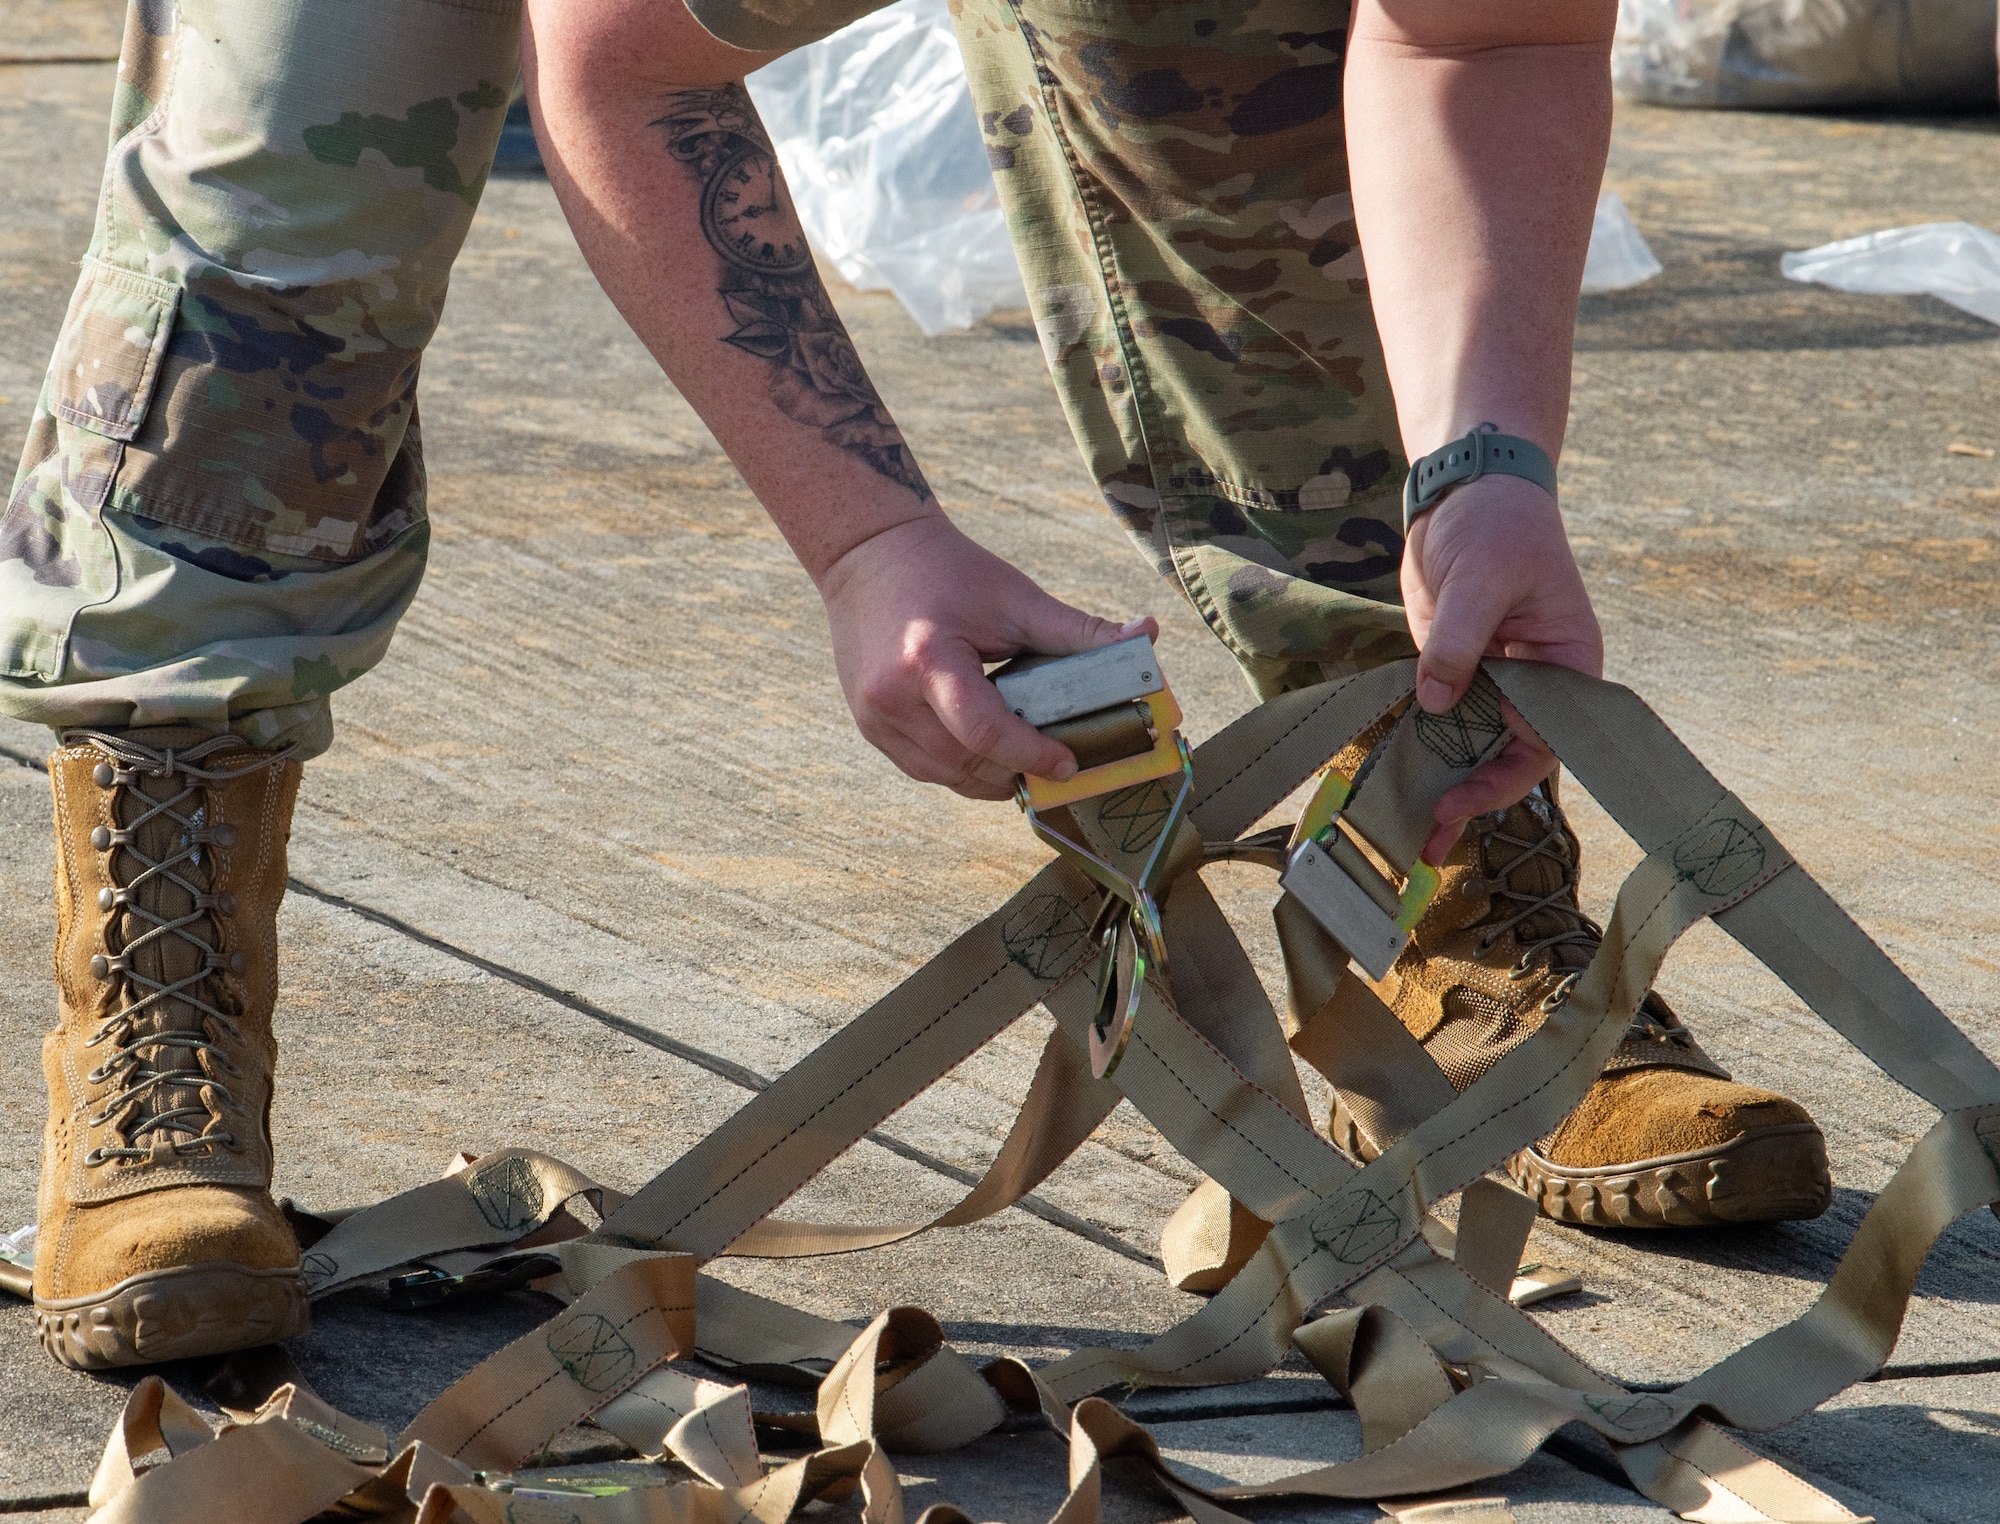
[651,87,931,502]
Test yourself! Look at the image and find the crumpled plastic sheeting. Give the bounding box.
[747,0,1027,336]
[1781,222,2000,326]
[1613,0,1999,110]
[1582,191,1664,293]
[0,1224,32,1267]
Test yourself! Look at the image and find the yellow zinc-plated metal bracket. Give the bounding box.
[1397,861,1441,932]
[1291,767,1351,849]
[1018,690,1185,811]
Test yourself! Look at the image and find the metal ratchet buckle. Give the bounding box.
[1278,766,1441,982]
[385,1249,562,1312]
[993,636,1193,1079]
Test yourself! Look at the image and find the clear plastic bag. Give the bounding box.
[1582,191,1664,293]
[1613,0,1999,110]
[747,0,1026,336]
[1781,222,2000,325]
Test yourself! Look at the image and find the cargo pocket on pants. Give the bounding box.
[0,258,180,681]
[51,257,181,441]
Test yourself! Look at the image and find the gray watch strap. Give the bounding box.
[1402,426,1557,530]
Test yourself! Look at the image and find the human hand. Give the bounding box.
[817,515,1158,800]
[1401,475,1603,862]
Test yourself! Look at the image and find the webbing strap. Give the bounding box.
[399,1247,696,1469]
[599,859,1100,1260]
[60,658,2000,1524]
[591,661,1425,1259]
[724,1020,1122,1258]
[300,1148,608,1296]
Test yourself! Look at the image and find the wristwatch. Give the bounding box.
[1402,424,1557,531]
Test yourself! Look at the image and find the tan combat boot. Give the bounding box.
[1332,778,1833,1229]
[34,727,308,1368]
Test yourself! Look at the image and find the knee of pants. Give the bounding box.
[2,0,517,749]
[39,0,520,567]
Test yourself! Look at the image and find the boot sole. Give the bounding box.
[1507,1124,1833,1229]
[35,1261,309,1370]
[1328,1096,1832,1229]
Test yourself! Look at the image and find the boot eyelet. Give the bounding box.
[88,954,111,980]
[90,826,113,851]
[96,887,119,912]
[215,891,237,916]
[92,762,116,788]
[209,823,237,849]
[227,950,246,973]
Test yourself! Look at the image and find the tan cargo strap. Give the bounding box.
[51,658,2000,1523]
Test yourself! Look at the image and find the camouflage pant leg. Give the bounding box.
[949,0,1418,699]
[0,0,521,758]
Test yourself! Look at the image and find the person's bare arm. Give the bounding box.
[523,0,1149,798]
[1346,0,1614,852]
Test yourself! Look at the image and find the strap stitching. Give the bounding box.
[1658,1422,1852,1515]
[1414,835,1787,1173]
[1127,1029,1314,1196]
[1194,674,1409,828]
[678,944,1095,1247]
[447,1300,671,1458]
[1147,810,1789,1379]
[636,675,1404,1255]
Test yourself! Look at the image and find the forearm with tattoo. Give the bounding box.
[650,86,932,503]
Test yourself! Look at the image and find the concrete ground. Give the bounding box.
[2,12,1999,1521]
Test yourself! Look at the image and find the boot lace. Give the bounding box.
[69,731,290,1167]
[1472,817,1598,973]
[1473,801,1694,1047]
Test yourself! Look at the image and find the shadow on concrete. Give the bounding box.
[1778,107,2000,138]
[1552,1193,1858,1284]
[940,1318,1164,1355]
[1550,1185,2000,1307]
[288,1288,565,1435]
[1914,1207,2000,1306]
[1576,235,2000,354]
[1758,1397,2000,1517]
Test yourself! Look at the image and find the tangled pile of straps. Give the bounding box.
[74,659,2000,1523]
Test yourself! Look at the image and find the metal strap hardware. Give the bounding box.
[997,636,1184,813]
[1279,763,1443,981]
[995,636,1192,1076]
[385,1250,563,1312]
[1402,423,1558,530]
[994,634,1164,729]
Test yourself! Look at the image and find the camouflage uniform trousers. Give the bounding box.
[948,0,1420,698]
[0,0,521,758]
[2,0,1413,763]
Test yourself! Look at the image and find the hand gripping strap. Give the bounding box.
[1402,426,1557,530]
